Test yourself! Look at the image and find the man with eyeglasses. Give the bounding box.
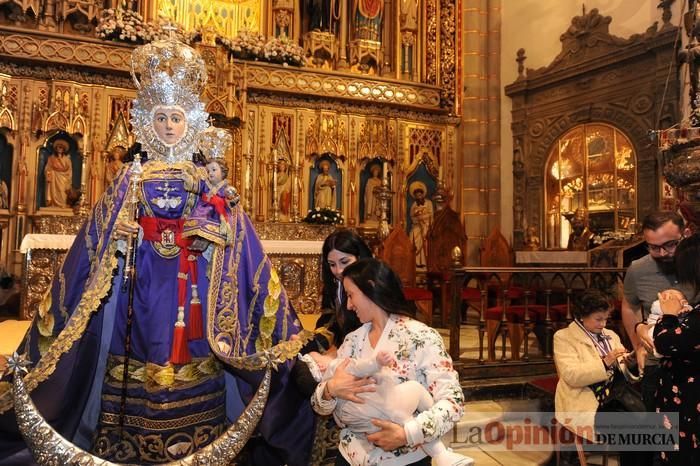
[622,211,688,463]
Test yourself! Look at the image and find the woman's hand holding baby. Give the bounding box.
[324,359,375,403]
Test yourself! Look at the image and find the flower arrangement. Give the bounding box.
[303,207,344,225]
[262,35,304,67]
[219,32,305,67]
[96,11,305,67]
[96,9,184,44]
[217,31,266,59]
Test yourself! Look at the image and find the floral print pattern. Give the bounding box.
[312,315,464,465]
[653,307,700,465]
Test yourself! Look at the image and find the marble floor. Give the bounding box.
[436,322,546,362]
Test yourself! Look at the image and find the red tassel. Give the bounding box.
[170,325,191,365]
[188,301,203,340]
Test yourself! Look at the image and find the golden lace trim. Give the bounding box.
[85,206,96,264]
[104,355,222,392]
[203,210,313,369]
[257,265,281,352]
[58,272,68,322]
[99,405,225,431]
[248,258,266,349]
[101,389,224,411]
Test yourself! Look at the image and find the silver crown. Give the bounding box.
[199,126,232,161]
[131,37,207,101]
[129,36,209,163]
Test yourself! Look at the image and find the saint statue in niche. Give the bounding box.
[307,0,336,32]
[275,155,293,221]
[314,159,337,209]
[104,145,127,189]
[352,0,383,42]
[44,138,73,208]
[408,181,434,268]
[363,163,382,223]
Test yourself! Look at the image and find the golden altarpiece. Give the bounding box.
[0,0,462,318]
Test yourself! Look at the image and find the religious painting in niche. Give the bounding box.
[545,123,637,249]
[0,133,13,210]
[406,163,436,268]
[310,154,341,211]
[37,132,82,209]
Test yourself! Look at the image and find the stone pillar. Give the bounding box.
[460,0,501,264]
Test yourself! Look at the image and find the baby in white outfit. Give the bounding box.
[302,350,473,466]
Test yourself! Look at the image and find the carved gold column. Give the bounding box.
[75,134,90,216]
[291,150,301,222]
[14,83,32,274]
[398,0,419,80]
[256,151,266,222]
[338,0,349,69]
[270,150,280,222]
[243,147,254,215]
[376,165,394,241]
[381,0,392,76]
[347,153,357,226]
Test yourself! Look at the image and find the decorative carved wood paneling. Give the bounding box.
[504,8,679,249]
[379,226,417,287]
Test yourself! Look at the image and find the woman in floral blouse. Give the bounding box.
[312,259,465,466]
[653,233,700,466]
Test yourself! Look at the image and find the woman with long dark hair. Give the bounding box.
[318,229,373,348]
[312,259,465,466]
[294,229,373,396]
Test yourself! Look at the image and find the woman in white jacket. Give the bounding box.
[554,290,626,442]
[312,259,465,466]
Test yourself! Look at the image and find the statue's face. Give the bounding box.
[206,161,223,184]
[54,143,68,155]
[152,106,187,146]
[111,146,127,162]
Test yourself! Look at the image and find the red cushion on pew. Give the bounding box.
[484,305,551,323]
[549,304,573,320]
[489,286,526,300]
[403,287,433,301]
[461,287,482,300]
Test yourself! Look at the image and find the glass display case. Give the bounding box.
[545,123,637,249]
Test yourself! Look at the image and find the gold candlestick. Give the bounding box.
[376,173,394,242]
